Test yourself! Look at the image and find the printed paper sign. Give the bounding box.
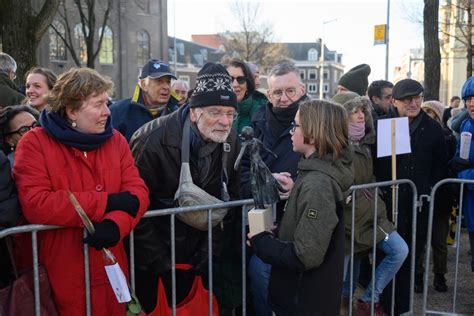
[460,132,472,160]
[105,263,131,303]
[377,117,411,158]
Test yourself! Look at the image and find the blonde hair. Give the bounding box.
[299,100,348,161]
[46,67,113,118]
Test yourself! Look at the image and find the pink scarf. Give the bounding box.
[349,122,365,142]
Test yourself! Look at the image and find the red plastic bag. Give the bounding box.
[149,264,219,316]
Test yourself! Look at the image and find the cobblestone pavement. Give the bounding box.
[414,229,473,316]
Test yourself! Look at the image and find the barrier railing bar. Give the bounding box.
[83,229,91,316]
[32,230,41,316]
[171,213,177,316]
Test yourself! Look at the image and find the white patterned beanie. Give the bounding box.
[190,62,237,108]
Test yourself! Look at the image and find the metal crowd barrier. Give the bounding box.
[1,178,472,316]
[422,178,474,316]
[346,179,418,316]
[0,199,255,316]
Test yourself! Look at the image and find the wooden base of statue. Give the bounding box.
[248,206,273,235]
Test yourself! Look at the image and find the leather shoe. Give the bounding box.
[433,273,447,292]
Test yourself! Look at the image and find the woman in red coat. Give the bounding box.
[13,67,149,316]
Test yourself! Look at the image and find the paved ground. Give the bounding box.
[413,228,473,316]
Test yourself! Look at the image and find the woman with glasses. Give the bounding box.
[0,105,39,166]
[24,67,57,112]
[226,58,267,134]
[248,100,353,315]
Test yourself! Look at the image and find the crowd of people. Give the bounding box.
[0,49,473,316]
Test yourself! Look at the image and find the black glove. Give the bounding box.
[105,191,139,217]
[83,220,120,250]
[450,157,471,174]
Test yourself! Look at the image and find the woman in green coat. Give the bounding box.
[334,92,409,315]
[226,59,267,134]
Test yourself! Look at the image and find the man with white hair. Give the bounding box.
[171,79,189,106]
[110,59,180,141]
[0,52,24,109]
[130,62,242,314]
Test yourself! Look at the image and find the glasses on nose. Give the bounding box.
[270,87,299,100]
[290,121,300,134]
[7,121,38,136]
[399,94,423,105]
[230,76,247,85]
[204,109,238,121]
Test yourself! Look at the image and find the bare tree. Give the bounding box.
[424,0,441,100]
[0,0,60,82]
[225,1,289,72]
[440,0,473,79]
[51,0,113,68]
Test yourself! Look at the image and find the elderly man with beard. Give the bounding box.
[130,62,241,314]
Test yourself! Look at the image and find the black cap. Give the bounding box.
[392,79,424,100]
[190,62,237,108]
[139,59,176,80]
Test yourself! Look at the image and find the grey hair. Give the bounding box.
[172,79,189,90]
[0,53,17,74]
[267,63,300,86]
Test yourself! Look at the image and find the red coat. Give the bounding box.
[13,128,149,316]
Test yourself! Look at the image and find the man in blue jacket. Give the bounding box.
[243,63,309,316]
[110,59,180,141]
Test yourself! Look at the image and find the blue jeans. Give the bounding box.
[248,254,272,316]
[343,231,408,303]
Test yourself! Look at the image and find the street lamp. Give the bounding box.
[319,19,337,100]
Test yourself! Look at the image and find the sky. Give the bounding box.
[168,0,425,82]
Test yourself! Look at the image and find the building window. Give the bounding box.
[49,20,66,61]
[99,26,113,64]
[137,30,150,66]
[308,83,317,93]
[323,70,329,80]
[300,69,306,80]
[74,23,88,62]
[323,83,329,93]
[308,69,317,80]
[308,48,318,61]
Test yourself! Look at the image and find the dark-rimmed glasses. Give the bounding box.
[7,122,38,136]
[290,121,300,133]
[230,76,247,85]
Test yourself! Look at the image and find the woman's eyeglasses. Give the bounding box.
[230,76,247,85]
[290,121,300,133]
[7,122,38,136]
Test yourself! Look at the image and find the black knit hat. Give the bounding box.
[338,64,371,96]
[190,63,237,108]
[392,79,424,100]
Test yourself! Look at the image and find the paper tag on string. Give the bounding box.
[104,263,131,303]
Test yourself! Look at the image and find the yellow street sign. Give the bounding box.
[374,24,386,45]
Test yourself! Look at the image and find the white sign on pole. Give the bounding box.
[377,117,411,158]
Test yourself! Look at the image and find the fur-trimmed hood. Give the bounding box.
[342,95,375,145]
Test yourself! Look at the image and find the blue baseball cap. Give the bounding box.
[139,59,176,80]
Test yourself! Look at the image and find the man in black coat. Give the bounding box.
[130,63,241,313]
[374,79,448,315]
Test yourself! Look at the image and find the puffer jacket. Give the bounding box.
[13,128,149,316]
